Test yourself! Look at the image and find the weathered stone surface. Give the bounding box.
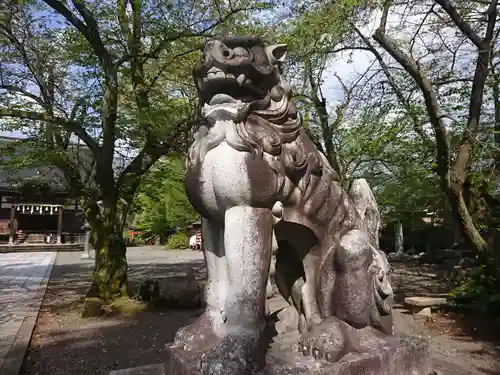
[405,296,447,307]
[416,307,432,317]
[156,277,202,309]
[82,297,104,317]
[172,35,428,375]
[109,363,165,375]
[165,333,432,375]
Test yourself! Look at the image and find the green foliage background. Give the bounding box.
[132,156,198,236]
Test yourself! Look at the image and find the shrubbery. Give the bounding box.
[166,231,189,249]
[449,252,500,316]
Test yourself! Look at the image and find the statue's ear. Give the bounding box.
[265,44,288,65]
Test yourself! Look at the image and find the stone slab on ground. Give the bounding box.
[415,307,432,317]
[404,297,447,307]
[109,363,165,375]
[0,252,56,375]
[165,332,432,375]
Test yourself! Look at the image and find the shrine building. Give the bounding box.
[0,136,86,250]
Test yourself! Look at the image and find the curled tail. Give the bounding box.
[348,178,381,249]
[349,178,393,334]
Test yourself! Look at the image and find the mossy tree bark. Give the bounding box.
[92,234,128,301]
[87,200,129,301]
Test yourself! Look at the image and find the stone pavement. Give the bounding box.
[0,252,56,375]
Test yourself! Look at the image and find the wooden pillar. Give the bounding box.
[56,207,63,244]
[8,204,16,245]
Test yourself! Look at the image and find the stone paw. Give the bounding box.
[298,316,359,363]
[355,325,399,351]
[174,312,218,350]
[198,329,265,375]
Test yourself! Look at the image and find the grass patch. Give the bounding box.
[104,296,149,316]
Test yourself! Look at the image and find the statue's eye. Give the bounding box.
[233,47,249,58]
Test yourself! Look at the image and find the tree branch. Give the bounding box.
[143,6,253,61]
[0,84,45,106]
[42,0,113,68]
[0,108,99,155]
[373,2,450,176]
[355,27,433,147]
[452,0,498,180]
[434,0,483,48]
[116,116,194,201]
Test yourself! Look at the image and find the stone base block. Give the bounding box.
[109,363,165,375]
[165,333,432,375]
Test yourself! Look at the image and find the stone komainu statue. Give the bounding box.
[168,36,429,375]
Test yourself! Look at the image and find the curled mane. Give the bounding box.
[226,84,300,157]
[187,81,324,195]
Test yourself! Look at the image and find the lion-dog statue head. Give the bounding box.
[187,36,309,178]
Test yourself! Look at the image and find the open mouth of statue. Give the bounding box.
[199,66,266,105]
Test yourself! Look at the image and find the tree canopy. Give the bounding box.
[1,0,499,300]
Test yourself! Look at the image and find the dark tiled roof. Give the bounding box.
[0,136,81,193]
[0,135,131,195]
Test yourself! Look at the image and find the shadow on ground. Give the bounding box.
[20,251,205,375]
[389,258,450,304]
[434,308,500,359]
[18,250,500,375]
[20,310,199,375]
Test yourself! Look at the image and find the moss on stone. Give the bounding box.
[105,297,148,317]
[82,297,104,318]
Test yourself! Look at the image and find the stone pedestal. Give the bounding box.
[165,332,432,375]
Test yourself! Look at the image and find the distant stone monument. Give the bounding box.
[166,36,431,375]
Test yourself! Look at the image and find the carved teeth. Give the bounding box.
[237,74,246,86]
[226,73,235,79]
[245,78,252,85]
[207,66,219,75]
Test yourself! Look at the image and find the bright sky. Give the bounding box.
[319,8,395,111]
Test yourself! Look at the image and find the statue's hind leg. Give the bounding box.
[299,229,378,361]
[332,229,373,326]
[301,249,323,329]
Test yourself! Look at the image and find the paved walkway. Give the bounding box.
[0,252,56,375]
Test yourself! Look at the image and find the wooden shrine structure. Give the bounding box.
[0,137,86,249]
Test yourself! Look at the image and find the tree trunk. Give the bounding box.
[394,221,404,255]
[445,185,488,252]
[87,203,128,301]
[92,231,128,301]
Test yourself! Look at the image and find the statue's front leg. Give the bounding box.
[199,206,273,375]
[174,218,227,350]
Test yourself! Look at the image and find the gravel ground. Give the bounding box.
[20,248,500,375]
[20,248,205,375]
